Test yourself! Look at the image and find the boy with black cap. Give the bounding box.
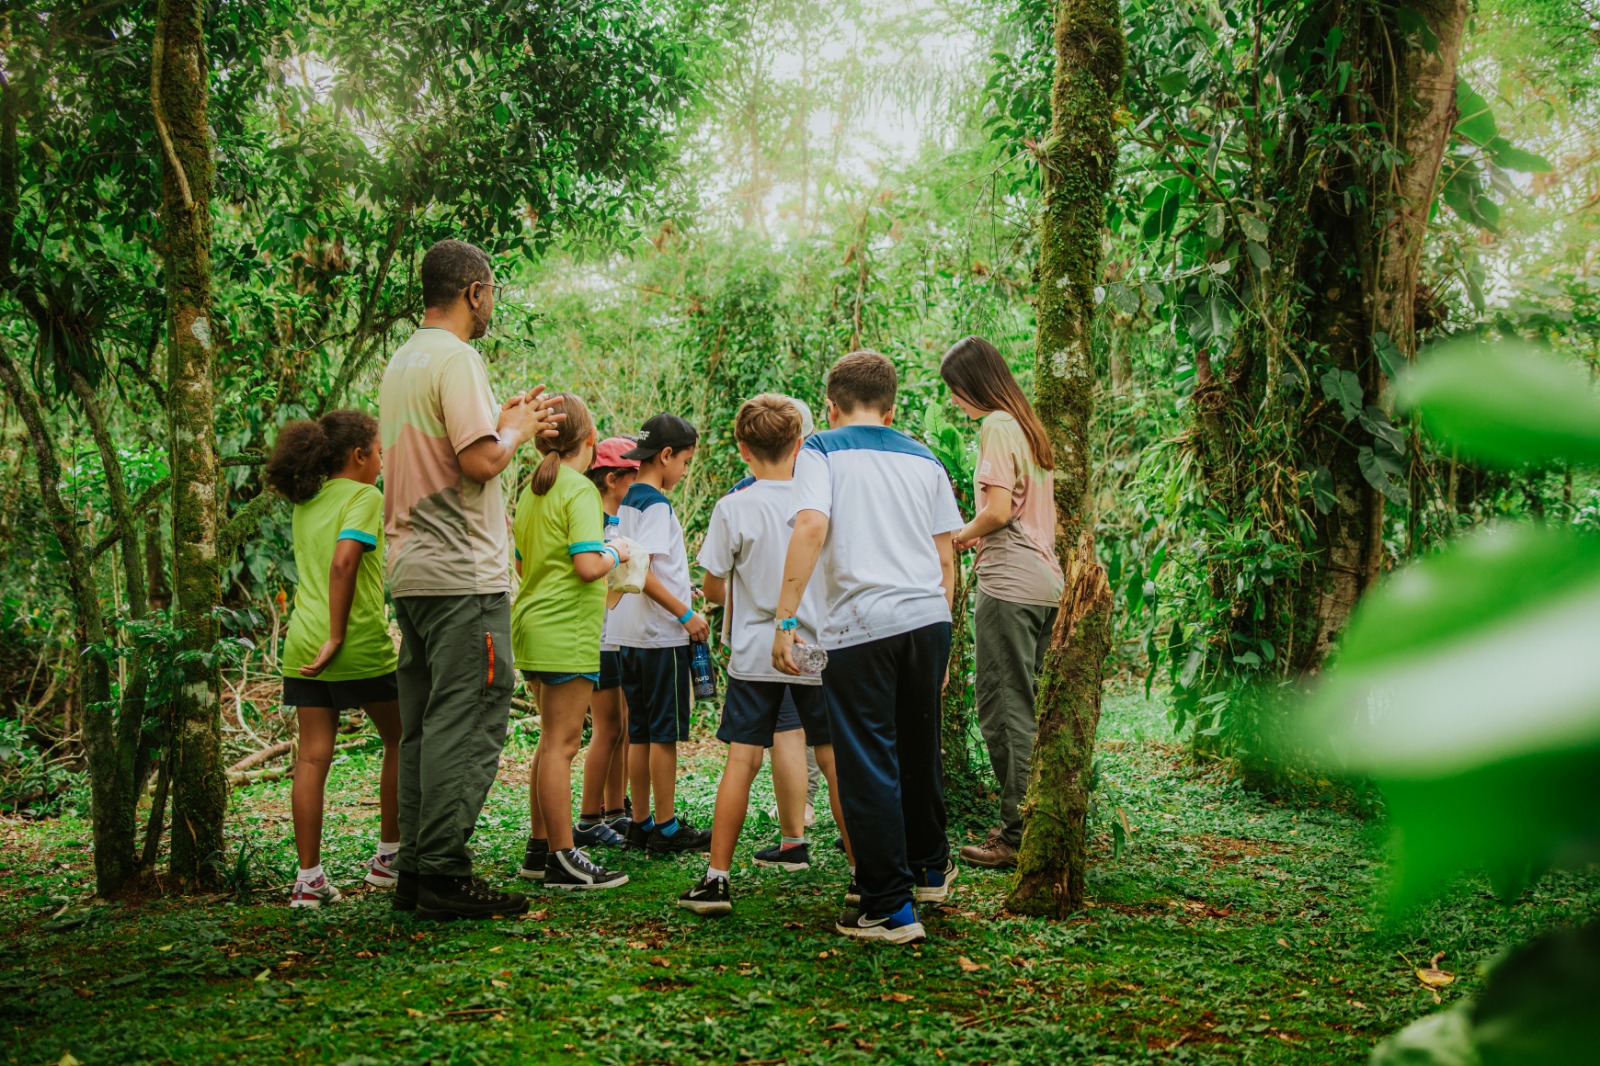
[610,413,714,854]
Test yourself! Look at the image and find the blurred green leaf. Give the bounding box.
[1454,81,1498,146]
[1398,340,1600,468]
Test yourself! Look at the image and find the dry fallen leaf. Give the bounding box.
[882,992,912,1002]
[491,979,509,989]
[649,956,672,969]
[627,940,648,950]
[957,956,988,973]
[825,1022,850,1031]
[1415,952,1455,989]
[1276,937,1290,948]
[405,1008,425,1019]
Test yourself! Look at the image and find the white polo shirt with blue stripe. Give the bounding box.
[608,483,694,649]
[791,424,965,650]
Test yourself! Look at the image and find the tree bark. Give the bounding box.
[154,0,226,887]
[1005,0,1121,918]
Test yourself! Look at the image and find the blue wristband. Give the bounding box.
[776,617,799,632]
[602,545,620,569]
[677,608,695,625]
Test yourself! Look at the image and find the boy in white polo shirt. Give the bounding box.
[772,352,964,944]
[679,395,854,916]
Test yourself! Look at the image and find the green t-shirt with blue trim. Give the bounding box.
[282,478,398,681]
[512,464,606,673]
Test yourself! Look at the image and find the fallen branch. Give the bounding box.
[227,741,292,774]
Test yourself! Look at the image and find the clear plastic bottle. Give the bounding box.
[793,642,829,676]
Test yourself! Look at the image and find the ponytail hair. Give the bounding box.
[939,336,1055,471]
[264,409,379,504]
[530,393,595,496]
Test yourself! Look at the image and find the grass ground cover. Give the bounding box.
[3,686,1597,1065]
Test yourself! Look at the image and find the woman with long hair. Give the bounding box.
[938,336,1064,870]
[510,394,632,890]
[264,409,402,908]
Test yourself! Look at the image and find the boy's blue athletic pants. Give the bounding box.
[821,622,953,916]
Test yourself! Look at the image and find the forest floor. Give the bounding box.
[4,686,1599,1066]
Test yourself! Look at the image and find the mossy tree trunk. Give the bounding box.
[154,0,226,887]
[1005,0,1121,918]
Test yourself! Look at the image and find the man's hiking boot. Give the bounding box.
[393,870,418,912]
[753,841,811,871]
[415,876,530,921]
[679,874,732,916]
[959,828,1018,869]
[646,819,713,855]
[914,860,959,903]
[835,903,926,944]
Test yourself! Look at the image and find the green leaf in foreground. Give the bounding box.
[1397,340,1600,469]
[1310,525,1600,910]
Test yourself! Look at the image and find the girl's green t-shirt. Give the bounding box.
[512,464,607,673]
[281,479,399,681]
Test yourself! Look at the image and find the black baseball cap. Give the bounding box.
[622,412,699,460]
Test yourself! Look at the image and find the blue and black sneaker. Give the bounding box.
[622,819,652,851]
[753,841,811,871]
[835,902,926,944]
[574,820,626,849]
[914,860,959,903]
[647,817,713,855]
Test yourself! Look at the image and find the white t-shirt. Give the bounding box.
[791,425,965,650]
[600,513,621,653]
[607,483,692,649]
[699,480,825,685]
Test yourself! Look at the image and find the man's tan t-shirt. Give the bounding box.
[379,327,510,597]
[974,410,1065,607]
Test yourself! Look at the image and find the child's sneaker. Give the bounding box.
[678,875,732,916]
[622,820,651,851]
[544,849,629,892]
[364,852,399,890]
[753,841,811,871]
[290,875,341,909]
[646,818,713,855]
[517,838,548,881]
[835,902,925,944]
[913,860,959,903]
[573,820,626,849]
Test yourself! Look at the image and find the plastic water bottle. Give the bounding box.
[689,641,717,699]
[794,642,829,676]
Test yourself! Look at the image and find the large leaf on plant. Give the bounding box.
[1398,339,1600,468]
[1484,137,1553,174]
[1370,1005,1479,1066]
[1311,525,1600,910]
[1454,81,1497,146]
[1472,921,1600,1066]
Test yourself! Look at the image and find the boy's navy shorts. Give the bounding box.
[718,678,830,747]
[282,672,398,711]
[619,645,692,743]
[597,650,623,692]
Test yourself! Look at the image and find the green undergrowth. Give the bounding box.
[4,687,1598,1065]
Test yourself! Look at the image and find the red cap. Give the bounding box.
[594,437,641,470]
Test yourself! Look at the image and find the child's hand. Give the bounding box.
[610,540,631,565]
[299,638,343,677]
[953,535,979,552]
[682,611,711,642]
[771,629,800,676]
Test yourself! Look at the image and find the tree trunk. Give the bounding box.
[1005,0,1121,918]
[154,0,226,887]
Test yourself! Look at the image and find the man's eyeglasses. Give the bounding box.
[468,281,504,301]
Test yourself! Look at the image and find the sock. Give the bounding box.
[603,808,626,823]
[706,867,729,882]
[639,816,656,833]
[297,864,324,885]
[377,841,400,862]
[577,812,602,829]
[658,816,680,837]
[528,836,548,851]
[780,835,806,849]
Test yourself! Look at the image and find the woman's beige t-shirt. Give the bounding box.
[974,411,1064,607]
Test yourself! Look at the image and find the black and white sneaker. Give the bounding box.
[678,875,732,916]
[835,903,926,944]
[543,848,629,892]
[753,841,811,871]
[914,860,959,903]
[517,838,548,881]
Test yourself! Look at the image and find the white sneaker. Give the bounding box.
[290,876,342,909]
[364,852,399,890]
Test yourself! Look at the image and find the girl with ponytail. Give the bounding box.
[509,394,633,891]
[937,336,1065,871]
[265,410,403,909]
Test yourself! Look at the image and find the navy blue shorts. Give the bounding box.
[597,650,623,692]
[619,645,692,744]
[282,672,398,711]
[718,678,830,747]
[521,670,601,688]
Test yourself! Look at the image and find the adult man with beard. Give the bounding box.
[380,239,562,920]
